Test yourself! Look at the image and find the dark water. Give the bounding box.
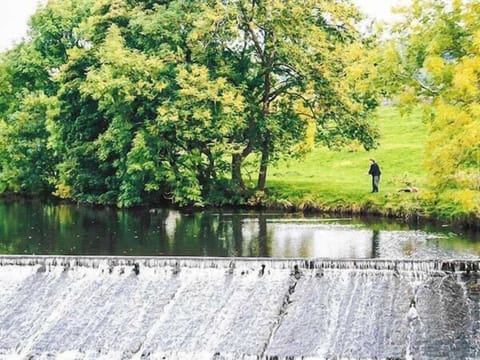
[1,199,479,258]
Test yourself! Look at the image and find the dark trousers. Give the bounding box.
[372,175,380,192]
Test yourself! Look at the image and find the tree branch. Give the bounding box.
[273,63,303,78]
[394,71,440,95]
[239,6,265,63]
[267,79,297,103]
[285,91,319,119]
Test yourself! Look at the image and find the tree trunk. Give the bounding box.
[197,148,216,192]
[257,135,269,191]
[203,147,216,181]
[231,153,245,190]
[257,62,271,191]
[231,135,254,191]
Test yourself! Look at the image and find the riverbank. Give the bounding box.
[1,106,478,228]
[264,106,480,229]
[259,189,480,229]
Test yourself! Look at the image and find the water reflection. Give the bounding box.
[0,199,479,258]
[268,222,373,258]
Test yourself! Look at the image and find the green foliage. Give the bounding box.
[381,0,480,222]
[0,39,60,194]
[0,0,381,207]
[200,0,382,190]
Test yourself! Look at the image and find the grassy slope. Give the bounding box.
[266,106,428,214]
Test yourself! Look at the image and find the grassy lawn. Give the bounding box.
[267,106,428,209]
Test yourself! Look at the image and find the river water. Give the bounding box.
[0,199,479,259]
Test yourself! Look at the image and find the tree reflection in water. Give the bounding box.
[0,199,479,258]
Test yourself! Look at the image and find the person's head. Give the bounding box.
[369,158,376,164]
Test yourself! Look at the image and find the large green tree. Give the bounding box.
[189,0,380,191]
[0,0,381,207]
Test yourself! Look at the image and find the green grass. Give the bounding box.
[239,105,478,226]
[266,106,429,215]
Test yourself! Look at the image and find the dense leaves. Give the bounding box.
[0,0,380,207]
[386,0,480,218]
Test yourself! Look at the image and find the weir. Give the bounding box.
[0,256,479,359]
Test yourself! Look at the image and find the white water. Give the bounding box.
[0,256,478,359]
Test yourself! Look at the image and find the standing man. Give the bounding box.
[368,159,381,193]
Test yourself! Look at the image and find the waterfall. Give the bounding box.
[0,256,478,359]
[1,255,478,273]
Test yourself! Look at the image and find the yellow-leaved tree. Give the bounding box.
[384,0,480,223]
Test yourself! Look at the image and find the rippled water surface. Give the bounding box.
[1,199,479,259]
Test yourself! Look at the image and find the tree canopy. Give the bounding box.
[0,0,381,207]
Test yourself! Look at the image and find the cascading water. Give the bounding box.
[0,256,478,359]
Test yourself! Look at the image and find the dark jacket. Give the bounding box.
[369,162,381,176]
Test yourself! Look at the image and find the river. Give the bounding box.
[1,199,479,259]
